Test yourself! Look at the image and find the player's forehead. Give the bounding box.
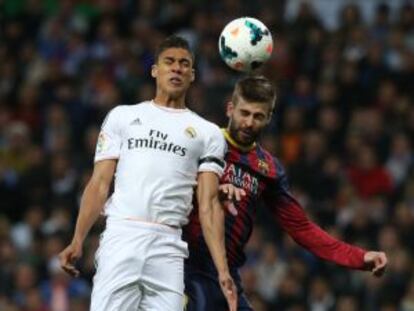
[236,97,271,116]
[158,48,193,63]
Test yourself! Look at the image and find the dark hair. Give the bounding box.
[232,75,276,110]
[154,35,194,63]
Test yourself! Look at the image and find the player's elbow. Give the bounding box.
[198,202,212,223]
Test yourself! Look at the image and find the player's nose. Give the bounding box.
[244,116,254,127]
[171,61,182,73]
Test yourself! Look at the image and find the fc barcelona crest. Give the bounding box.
[258,159,269,174]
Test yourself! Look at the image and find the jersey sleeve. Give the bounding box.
[198,125,226,176]
[263,159,367,270]
[94,107,123,162]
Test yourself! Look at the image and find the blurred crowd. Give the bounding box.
[0,0,413,310]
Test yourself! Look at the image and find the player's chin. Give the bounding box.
[239,130,257,142]
[166,84,189,97]
[166,88,186,99]
[237,133,255,145]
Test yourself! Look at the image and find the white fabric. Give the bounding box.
[94,101,225,227]
[90,218,188,311]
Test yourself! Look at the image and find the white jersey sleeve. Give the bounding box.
[95,107,123,162]
[198,125,226,177]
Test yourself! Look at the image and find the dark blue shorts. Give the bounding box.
[184,268,253,311]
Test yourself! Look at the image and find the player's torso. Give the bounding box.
[107,102,212,224]
[185,142,277,269]
[116,103,204,173]
[222,152,270,205]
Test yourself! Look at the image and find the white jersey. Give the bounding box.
[94,101,225,227]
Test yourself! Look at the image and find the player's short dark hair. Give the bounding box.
[154,35,194,63]
[232,75,276,110]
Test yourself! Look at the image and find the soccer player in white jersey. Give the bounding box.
[59,36,237,311]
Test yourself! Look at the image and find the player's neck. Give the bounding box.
[153,93,186,109]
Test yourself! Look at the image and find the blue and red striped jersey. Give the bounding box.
[183,130,366,273]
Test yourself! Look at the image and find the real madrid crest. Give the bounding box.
[96,132,107,153]
[184,126,197,139]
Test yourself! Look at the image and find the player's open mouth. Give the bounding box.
[169,77,183,86]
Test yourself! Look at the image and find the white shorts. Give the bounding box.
[90,218,188,311]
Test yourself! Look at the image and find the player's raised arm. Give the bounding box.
[59,159,116,277]
[197,172,238,311]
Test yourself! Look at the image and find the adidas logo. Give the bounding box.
[130,117,142,126]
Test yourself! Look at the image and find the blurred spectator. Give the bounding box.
[346,144,393,199]
[307,276,335,311]
[279,106,304,165]
[2,122,31,175]
[335,295,359,311]
[273,273,304,310]
[10,205,45,253]
[0,1,413,309]
[401,281,414,311]
[39,257,90,311]
[254,242,287,302]
[386,133,413,187]
[287,75,317,109]
[12,263,38,308]
[370,4,391,42]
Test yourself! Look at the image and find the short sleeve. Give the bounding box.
[198,125,226,176]
[94,107,123,162]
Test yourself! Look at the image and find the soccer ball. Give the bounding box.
[218,17,273,72]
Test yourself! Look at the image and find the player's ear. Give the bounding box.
[266,111,273,124]
[266,104,275,124]
[190,68,195,82]
[151,64,158,78]
[226,101,234,118]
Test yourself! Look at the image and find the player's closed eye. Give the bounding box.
[254,114,266,122]
[240,110,251,117]
[164,58,174,65]
[180,60,191,68]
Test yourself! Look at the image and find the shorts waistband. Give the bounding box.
[106,216,182,236]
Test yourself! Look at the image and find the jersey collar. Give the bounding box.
[222,129,256,152]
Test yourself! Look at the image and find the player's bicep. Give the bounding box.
[198,126,226,176]
[89,159,117,190]
[197,172,220,214]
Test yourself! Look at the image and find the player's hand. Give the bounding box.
[218,271,238,311]
[219,184,246,216]
[59,242,83,277]
[364,251,387,277]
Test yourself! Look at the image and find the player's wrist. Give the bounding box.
[71,237,85,248]
[217,267,231,277]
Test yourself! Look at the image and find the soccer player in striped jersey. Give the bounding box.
[183,75,387,311]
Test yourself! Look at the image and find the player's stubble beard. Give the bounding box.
[228,118,260,147]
